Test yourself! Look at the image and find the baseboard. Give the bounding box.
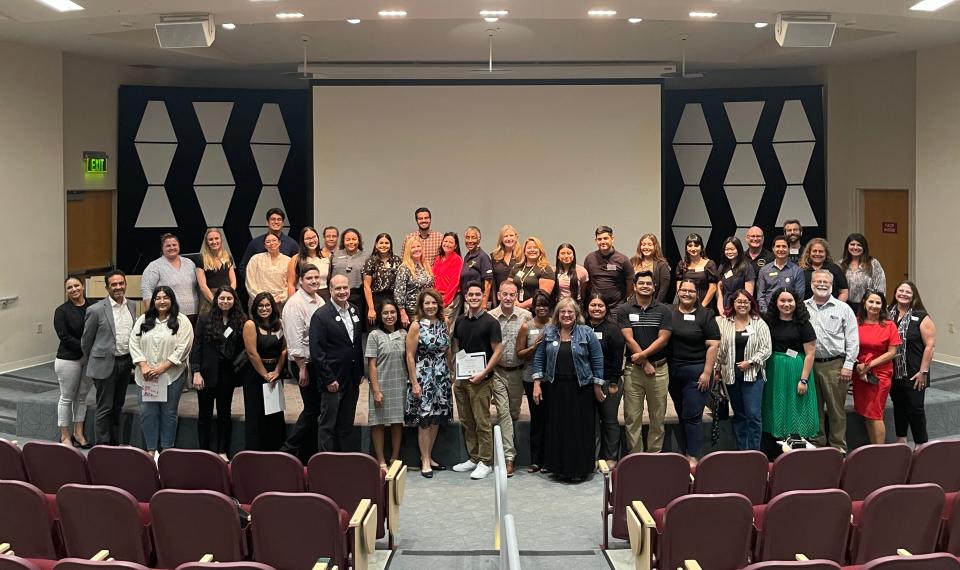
[935,354,960,367]
[0,354,55,375]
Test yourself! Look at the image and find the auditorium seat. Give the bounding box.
[149,490,246,569]
[629,493,753,570]
[859,552,960,570]
[941,491,960,555]
[250,492,355,570]
[767,447,844,501]
[174,562,279,570]
[0,480,61,559]
[691,450,768,505]
[158,450,231,496]
[0,553,43,570]
[740,560,842,570]
[307,453,386,542]
[56,484,151,564]
[908,441,960,493]
[21,442,90,494]
[600,452,690,549]
[753,489,851,563]
[53,559,152,570]
[0,438,27,481]
[849,484,945,564]
[229,451,305,506]
[87,446,160,503]
[841,444,913,501]
[384,460,408,550]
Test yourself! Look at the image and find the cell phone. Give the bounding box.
[866,372,880,385]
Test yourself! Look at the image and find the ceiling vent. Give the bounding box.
[155,14,215,48]
[775,13,836,48]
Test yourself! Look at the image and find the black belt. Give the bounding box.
[815,355,844,363]
[496,364,523,372]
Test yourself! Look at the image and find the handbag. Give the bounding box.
[708,379,730,446]
[231,349,249,373]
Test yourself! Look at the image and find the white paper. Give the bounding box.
[455,350,487,380]
[223,326,233,338]
[594,331,603,340]
[141,372,169,403]
[263,381,285,415]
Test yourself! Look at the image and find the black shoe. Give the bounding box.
[430,462,447,471]
[71,436,92,450]
[421,469,434,479]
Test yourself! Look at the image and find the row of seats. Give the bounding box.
[685,552,960,570]
[0,480,372,570]
[0,440,407,550]
[0,555,337,570]
[601,441,960,549]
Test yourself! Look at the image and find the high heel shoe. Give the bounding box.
[420,469,434,479]
[71,436,92,449]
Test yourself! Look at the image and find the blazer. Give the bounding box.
[190,314,242,389]
[309,301,364,389]
[81,297,137,379]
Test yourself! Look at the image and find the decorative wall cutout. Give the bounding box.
[193,102,234,144]
[135,186,177,228]
[673,144,712,186]
[724,101,764,143]
[251,103,291,144]
[135,101,177,143]
[673,103,711,144]
[774,99,815,142]
[135,143,177,185]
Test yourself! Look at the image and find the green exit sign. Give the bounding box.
[83,151,108,174]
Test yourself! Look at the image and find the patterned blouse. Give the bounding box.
[363,254,401,294]
[845,258,887,304]
[394,264,435,314]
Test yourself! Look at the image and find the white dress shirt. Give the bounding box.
[334,301,355,342]
[281,288,325,360]
[111,297,134,356]
[805,295,861,371]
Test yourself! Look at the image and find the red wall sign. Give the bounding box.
[882,222,898,234]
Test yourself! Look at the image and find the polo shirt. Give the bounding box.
[584,248,634,307]
[454,310,502,363]
[615,298,672,362]
[748,249,775,274]
[459,248,494,294]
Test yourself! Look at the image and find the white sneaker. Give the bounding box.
[470,462,492,480]
[452,459,478,472]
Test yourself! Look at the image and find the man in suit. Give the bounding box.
[81,270,137,445]
[310,274,364,452]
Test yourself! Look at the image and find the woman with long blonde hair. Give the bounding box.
[509,236,556,310]
[394,240,434,328]
[490,224,523,302]
[196,228,236,314]
[629,233,672,302]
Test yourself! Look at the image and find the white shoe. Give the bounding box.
[470,462,492,480]
[452,459,477,472]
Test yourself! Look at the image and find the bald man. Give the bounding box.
[745,226,775,273]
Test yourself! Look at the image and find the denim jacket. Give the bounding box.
[531,324,605,386]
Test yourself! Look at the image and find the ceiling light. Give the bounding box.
[689,11,718,18]
[221,23,236,30]
[35,0,84,12]
[378,9,407,17]
[754,22,768,28]
[628,17,643,23]
[479,10,508,17]
[275,12,304,19]
[346,18,361,24]
[588,9,618,17]
[484,17,499,22]
[910,0,958,10]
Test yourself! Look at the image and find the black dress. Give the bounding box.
[242,325,287,451]
[544,341,596,479]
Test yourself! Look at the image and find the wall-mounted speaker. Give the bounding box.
[775,13,836,48]
[155,14,215,48]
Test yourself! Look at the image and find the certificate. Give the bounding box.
[263,381,285,415]
[141,372,169,403]
[455,350,487,380]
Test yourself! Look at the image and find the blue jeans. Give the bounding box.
[669,363,711,457]
[140,371,186,451]
[728,370,764,450]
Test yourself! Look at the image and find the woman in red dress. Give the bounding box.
[853,290,901,444]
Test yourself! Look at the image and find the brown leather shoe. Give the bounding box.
[506,460,515,477]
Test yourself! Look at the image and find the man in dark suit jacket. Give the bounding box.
[310,274,364,452]
[81,270,137,445]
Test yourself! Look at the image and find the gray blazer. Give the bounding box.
[81,297,137,379]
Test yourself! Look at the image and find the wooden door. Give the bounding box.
[862,189,908,300]
[67,190,113,273]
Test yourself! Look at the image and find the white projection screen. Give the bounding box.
[313,84,661,260]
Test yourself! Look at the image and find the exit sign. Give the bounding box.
[83,151,108,174]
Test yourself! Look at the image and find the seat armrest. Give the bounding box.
[627,501,655,570]
[350,499,377,570]
[386,461,408,548]
[897,549,913,556]
[91,550,110,561]
[684,560,703,570]
[796,554,809,561]
[0,544,10,555]
[598,460,610,474]
[199,554,215,563]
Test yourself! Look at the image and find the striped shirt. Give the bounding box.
[716,316,772,384]
[615,298,672,361]
[489,306,531,367]
[804,295,860,370]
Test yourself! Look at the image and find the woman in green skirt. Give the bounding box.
[762,288,819,438]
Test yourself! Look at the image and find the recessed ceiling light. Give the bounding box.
[347,18,361,24]
[689,11,718,18]
[479,10,508,17]
[484,17,499,22]
[35,0,84,12]
[588,9,618,17]
[276,12,304,19]
[628,17,643,23]
[221,22,236,30]
[910,0,958,10]
[378,9,407,17]
[754,22,768,28]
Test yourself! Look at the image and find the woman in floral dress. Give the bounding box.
[404,288,453,477]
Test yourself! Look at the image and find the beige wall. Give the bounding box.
[916,42,960,364]
[0,41,65,372]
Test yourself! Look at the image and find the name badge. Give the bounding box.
[789,248,799,255]
[529,329,540,336]
[629,314,640,322]
[594,331,604,340]
[724,270,734,279]
[223,326,233,338]
[552,341,559,347]
[352,315,360,323]
[275,330,283,339]
[911,316,920,321]
[743,326,753,336]
[785,349,799,358]
[683,313,695,321]
[606,264,618,271]
[335,316,341,322]
[768,271,779,278]
[785,277,791,283]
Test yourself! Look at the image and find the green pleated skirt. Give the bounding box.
[762,352,820,438]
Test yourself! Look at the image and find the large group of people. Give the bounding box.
[52,207,937,479]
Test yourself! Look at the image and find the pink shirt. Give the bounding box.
[433,253,464,307]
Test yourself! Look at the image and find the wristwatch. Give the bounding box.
[920,370,930,376]
[799,379,808,385]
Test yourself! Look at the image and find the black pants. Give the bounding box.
[197,361,236,454]
[93,354,132,445]
[891,377,928,443]
[242,365,287,451]
[523,381,549,467]
[280,361,322,463]
[318,379,361,453]
[596,376,624,461]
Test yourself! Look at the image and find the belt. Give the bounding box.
[630,357,667,367]
[496,364,523,372]
[115,353,132,359]
[815,355,844,363]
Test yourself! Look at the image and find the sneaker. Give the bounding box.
[470,462,492,480]
[452,459,478,472]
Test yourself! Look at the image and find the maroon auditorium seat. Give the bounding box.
[940,490,960,555]
[743,561,841,570]
[908,441,960,492]
[0,554,43,570]
[841,443,913,501]
[229,451,305,506]
[87,446,160,503]
[56,484,151,564]
[53,560,152,570]
[0,438,27,481]
[692,450,768,505]
[21,441,90,494]
[849,484,945,564]
[753,489,851,563]
[157,449,231,495]
[250,492,350,570]
[860,553,960,570]
[175,563,278,570]
[307,452,385,539]
[656,493,753,570]
[767,447,843,501]
[149,490,245,569]
[0,480,60,559]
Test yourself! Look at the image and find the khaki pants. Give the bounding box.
[813,358,848,452]
[623,361,670,453]
[492,366,524,461]
[454,377,494,465]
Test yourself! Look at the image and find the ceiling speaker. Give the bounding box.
[775,13,836,48]
[155,14,215,48]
